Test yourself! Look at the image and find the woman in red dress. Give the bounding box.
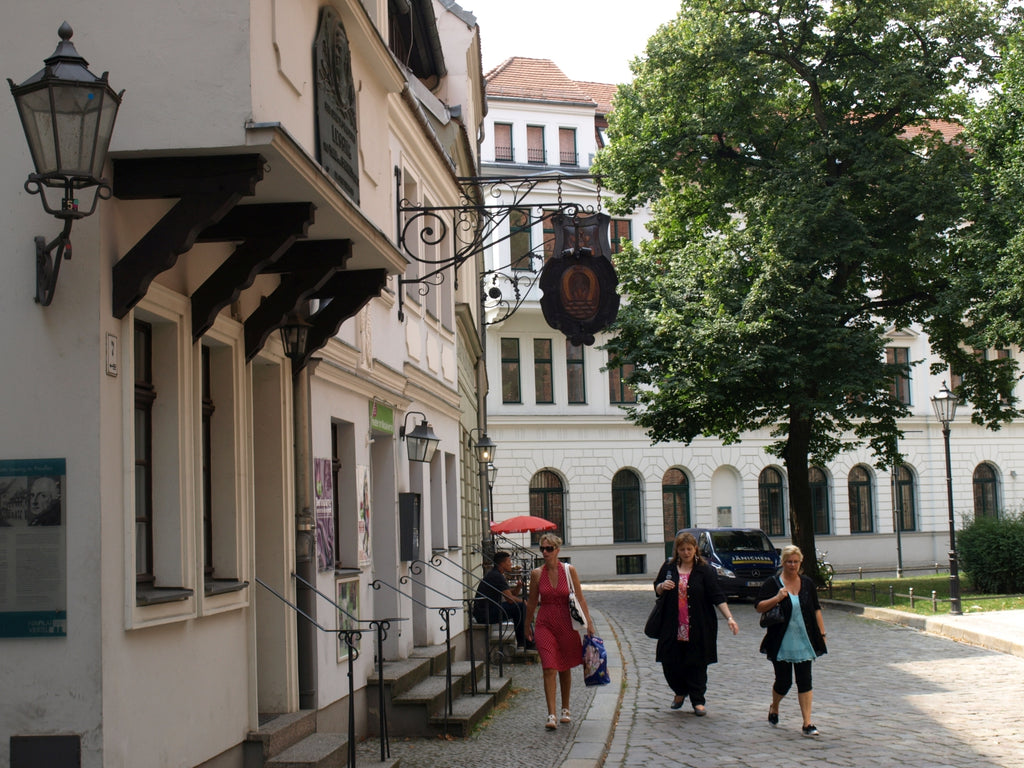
[525,533,595,730]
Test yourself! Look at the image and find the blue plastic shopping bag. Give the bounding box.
[582,633,611,686]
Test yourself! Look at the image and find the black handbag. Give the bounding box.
[644,594,666,638]
[644,564,676,638]
[759,577,785,628]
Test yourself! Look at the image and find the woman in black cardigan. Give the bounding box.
[653,531,739,715]
[755,544,828,737]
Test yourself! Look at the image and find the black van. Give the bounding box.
[679,527,781,599]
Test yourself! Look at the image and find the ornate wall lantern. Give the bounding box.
[279,313,314,362]
[400,411,440,463]
[8,22,123,305]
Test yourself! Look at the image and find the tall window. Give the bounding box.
[529,470,565,544]
[510,208,533,271]
[494,122,513,162]
[609,363,636,404]
[332,424,342,567]
[951,347,986,392]
[527,125,545,163]
[662,468,690,543]
[534,338,554,404]
[134,320,156,584]
[201,346,215,576]
[500,338,521,404]
[612,469,642,543]
[973,463,999,519]
[559,127,577,166]
[809,466,830,535]
[543,214,556,263]
[610,219,631,254]
[886,347,911,404]
[848,465,874,533]
[995,348,1013,403]
[893,464,916,531]
[758,467,785,536]
[566,341,585,404]
[198,337,243,593]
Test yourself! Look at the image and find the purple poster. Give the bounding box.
[314,458,335,572]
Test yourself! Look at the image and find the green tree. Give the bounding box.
[959,25,1024,369]
[595,0,1008,581]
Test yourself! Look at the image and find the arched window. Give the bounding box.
[894,465,916,531]
[529,470,565,545]
[973,463,999,519]
[809,467,830,535]
[612,469,643,543]
[662,468,690,544]
[758,467,785,536]
[848,465,874,533]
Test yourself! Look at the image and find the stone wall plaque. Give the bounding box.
[314,7,359,203]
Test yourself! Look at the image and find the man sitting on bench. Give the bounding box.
[473,551,531,649]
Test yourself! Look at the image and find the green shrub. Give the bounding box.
[957,511,1024,594]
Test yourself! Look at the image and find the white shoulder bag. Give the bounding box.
[564,562,586,630]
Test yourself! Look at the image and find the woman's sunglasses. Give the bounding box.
[539,545,556,553]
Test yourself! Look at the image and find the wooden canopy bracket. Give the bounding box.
[111,154,265,318]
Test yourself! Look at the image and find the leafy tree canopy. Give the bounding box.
[593,0,1011,571]
[960,22,1024,361]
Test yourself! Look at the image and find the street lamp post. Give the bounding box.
[931,383,963,616]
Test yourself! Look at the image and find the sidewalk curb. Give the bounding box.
[823,599,1024,659]
[559,609,621,768]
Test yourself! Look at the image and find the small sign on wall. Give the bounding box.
[106,333,118,377]
[716,506,733,527]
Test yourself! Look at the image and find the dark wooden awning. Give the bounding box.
[110,153,392,365]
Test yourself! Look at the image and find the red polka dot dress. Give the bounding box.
[534,564,583,671]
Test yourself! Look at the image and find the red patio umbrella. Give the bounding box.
[489,515,557,534]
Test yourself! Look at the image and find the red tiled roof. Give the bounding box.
[485,57,601,106]
[900,119,963,143]
[575,81,617,115]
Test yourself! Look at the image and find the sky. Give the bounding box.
[461,0,682,85]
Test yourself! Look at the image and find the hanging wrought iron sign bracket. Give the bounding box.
[395,171,618,338]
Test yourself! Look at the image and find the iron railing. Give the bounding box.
[370,578,460,736]
[411,555,510,689]
[256,575,402,766]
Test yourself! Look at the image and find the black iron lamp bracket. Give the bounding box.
[30,175,112,306]
[396,172,602,324]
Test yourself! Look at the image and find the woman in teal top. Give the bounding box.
[756,545,828,737]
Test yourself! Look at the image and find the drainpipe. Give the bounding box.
[477,274,491,547]
[293,364,317,711]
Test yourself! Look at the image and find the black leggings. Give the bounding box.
[772,659,813,696]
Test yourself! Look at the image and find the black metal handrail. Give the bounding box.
[256,576,366,767]
[405,563,507,693]
[416,553,516,686]
[370,577,459,736]
[290,572,405,762]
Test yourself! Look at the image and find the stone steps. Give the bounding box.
[246,710,400,768]
[368,643,513,738]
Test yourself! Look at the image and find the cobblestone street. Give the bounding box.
[359,582,1024,768]
[600,583,1024,768]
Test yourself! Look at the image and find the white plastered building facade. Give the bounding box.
[0,1,486,766]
